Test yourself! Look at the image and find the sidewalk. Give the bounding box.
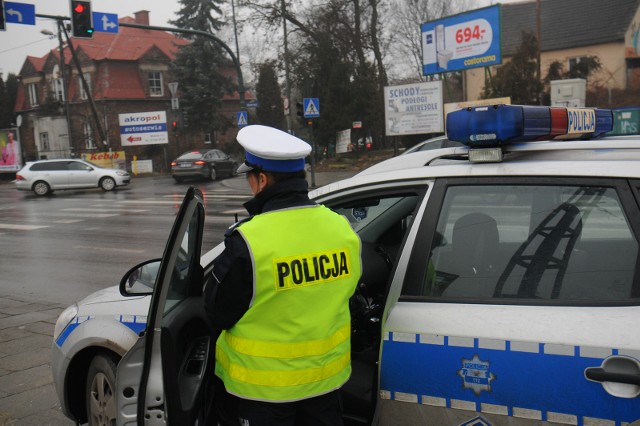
[0,294,72,425]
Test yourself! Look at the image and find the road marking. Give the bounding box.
[0,223,49,230]
[221,209,247,215]
[73,245,146,254]
[169,194,251,199]
[52,219,85,224]
[46,213,119,218]
[64,207,150,213]
[116,200,182,205]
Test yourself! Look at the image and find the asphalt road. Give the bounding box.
[0,170,356,425]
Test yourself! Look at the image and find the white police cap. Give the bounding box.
[236,125,311,173]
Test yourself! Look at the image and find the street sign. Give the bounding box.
[171,98,179,110]
[168,82,179,97]
[92,11,118,33]
[4,1,35,26]
[246,100,259,108]
[352,121,362,129]
[303,98,320,118]
[237,111,248,128]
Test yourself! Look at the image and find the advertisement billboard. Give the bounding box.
[0,128,22,172]
[421,5,501,76]
[119,111,169,146]
[384,81,444,136]
[81,151,127,170]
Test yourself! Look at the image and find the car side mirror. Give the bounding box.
[119,259,161,296]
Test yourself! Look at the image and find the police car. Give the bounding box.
[52,105,640,425]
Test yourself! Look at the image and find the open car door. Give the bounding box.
[117,187,214,425]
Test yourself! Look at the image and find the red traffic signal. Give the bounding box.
[172,120,179,132]
[70,0,93,39]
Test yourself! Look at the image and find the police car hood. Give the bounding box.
[77,285,149,312]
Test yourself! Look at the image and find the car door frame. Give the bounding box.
[375,176,640,425]
[117,187,209,426]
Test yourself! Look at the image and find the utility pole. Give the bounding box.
[56,20,74,155]
[282,0,292,133]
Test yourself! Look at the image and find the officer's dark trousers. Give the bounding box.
[234,389,344,426]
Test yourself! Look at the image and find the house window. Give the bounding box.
[79,73,91,100]
[568,56,588,73]
[39,132,50,151]
[51,78,65,102]
[148,72,163,96]
[84,122,96,149]
[204,133,212,144]
[27,83,39,107]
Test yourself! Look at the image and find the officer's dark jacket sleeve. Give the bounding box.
[204,230,253,330]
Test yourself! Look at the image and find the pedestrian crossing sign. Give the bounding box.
[303,98,320,118]
[237,111,248,127]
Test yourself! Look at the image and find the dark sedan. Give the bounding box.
[171,149,238,183]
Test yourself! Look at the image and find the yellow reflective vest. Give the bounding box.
[215,205,361,402]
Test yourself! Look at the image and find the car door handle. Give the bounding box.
[585,367,640,386]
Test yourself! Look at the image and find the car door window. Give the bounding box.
[67,161,91,171]
[404,180,640,303]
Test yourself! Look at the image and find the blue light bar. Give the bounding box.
[446,104,613,147]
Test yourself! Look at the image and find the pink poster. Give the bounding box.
[0,129,22,172]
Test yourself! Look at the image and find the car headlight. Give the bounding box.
[53,303,78,341]
[116,171,129,176]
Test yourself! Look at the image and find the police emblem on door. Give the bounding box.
[458,354,495,395]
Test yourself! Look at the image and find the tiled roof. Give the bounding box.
[501,0,640,55]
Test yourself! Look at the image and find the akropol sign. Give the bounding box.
[421,5,501,76]
[119,111,169,146]
[384,81,443,136]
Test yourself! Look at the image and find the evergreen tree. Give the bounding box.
[255,62,285,129]
[169,0,232,133]
[0,74,9,128]
[482,31,543,105]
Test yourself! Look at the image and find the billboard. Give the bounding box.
[384,81,444,136]
[119,111,169,146]
[0,128,22,172]
[421,5,501,76]
[81,151,127,170]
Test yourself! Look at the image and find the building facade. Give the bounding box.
[14,11,250,172]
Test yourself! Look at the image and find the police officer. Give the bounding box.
[205,125,362,426]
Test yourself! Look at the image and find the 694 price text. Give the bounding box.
[455,25,486,43]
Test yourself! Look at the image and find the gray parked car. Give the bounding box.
[171,149,238,183]
[15,159,130,196]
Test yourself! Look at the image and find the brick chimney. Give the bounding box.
[134,10,150,25]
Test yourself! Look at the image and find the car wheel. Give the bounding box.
[85,353,118,426]
[231,163,238,176]
[32,181,50,196]
[100,177,116,192]
[209,167,217,181]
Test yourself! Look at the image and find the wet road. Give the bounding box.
[0,175,252,306]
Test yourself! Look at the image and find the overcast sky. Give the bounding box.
[0,0,514,78]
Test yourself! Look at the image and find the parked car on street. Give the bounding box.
[401,135,463,155]
[14,159,130,196]
[170,149,238,183]
[52,105,640,425]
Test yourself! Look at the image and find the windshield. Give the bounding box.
[177,152,204,161]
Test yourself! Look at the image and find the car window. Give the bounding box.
[405,182,639,303]
[178,152,203,161]
[48,161,69,171]
[164,209,201,314]
[67,161,91,171]
[29,162,48,171]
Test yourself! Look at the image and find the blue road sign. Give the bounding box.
[5,1,35,26]
[246,100,259,108]
[237,111,248,128]
[303,98,320,118]
[93,12,118,33]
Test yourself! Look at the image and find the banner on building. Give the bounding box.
[336,129,351,154]
[119,111,169,146]
[384,81,444,136]
[81,151,127,170]
[0,128,22,173]
[421,5,501,76]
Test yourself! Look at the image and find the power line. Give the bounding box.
[0,37,54,55]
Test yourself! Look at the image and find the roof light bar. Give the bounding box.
[446,104,613,148]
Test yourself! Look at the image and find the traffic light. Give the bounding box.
[296,101,303,118]
[70,0,93,39]
[181,110,189,129]
[172,120,179,133]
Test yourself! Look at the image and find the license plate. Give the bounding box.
[179,163,191,168]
